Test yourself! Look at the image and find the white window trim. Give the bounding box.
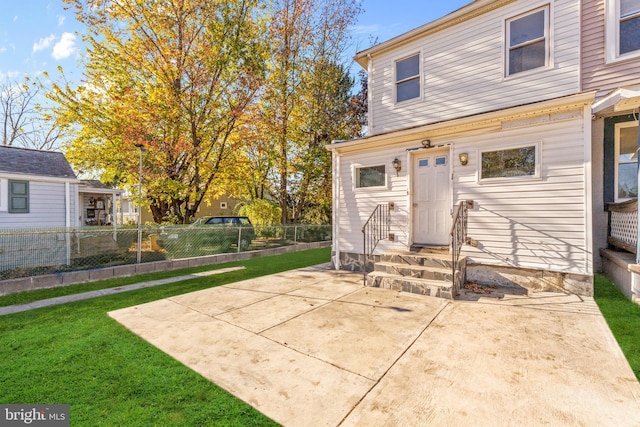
[606,0,640,63]
[0,178,6,212]
[504,5,552,78]
[477,141,542,184]
[614,120,639,202]
[394,52,422,105]
[353,163,389,191]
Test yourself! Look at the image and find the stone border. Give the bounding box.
[0,241,331,296]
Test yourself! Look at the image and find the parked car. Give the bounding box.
[157,216,256,255]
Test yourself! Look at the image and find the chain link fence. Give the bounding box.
[0,224,331,281]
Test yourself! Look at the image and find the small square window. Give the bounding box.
[395,54,420,102]
[356,165,386,188]
[418,159,429,167]
[506,7,548,76]
[220,202,228,209]
[435,156,447,166]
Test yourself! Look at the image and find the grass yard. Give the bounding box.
[0,247,330,426]
[594,274,640,381]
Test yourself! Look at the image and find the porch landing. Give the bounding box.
[600,248,640,305]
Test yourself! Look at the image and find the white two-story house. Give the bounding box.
[327,0,596,296]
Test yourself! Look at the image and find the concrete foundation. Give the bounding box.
[467,263,593,296]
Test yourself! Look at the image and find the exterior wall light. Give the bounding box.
[459,152,469,166]
[392,158,402,176]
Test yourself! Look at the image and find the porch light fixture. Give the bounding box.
[459,152,469,166]
[392,158,402,176]
[421,139,431,148]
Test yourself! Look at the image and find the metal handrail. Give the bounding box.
[450,200,471,295]
[362,204,390,286]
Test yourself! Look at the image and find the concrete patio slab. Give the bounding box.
[109,266,640,427]
[341,293,640,426]
[262,287,448,380]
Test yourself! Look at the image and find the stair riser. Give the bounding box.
[381,254,466,270]
[367,275,453,299]
[374,264,454,282]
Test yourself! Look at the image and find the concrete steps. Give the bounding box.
[366,249,466,300]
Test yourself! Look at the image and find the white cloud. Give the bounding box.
[57,15,66,26]
[33,34,56,53]
[0,47,6,54]
[52,32,76,60]
[13,16,18,22]
[0,71,21,81]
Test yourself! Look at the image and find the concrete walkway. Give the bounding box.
[109,264,640,426]
[0,267,245,316]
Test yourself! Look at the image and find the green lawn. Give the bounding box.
[594,274,640,381]
[0,247,330,426]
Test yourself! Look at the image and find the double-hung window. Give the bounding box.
[607,0,640,61]
[619,0,640,56]
[395,54,420,103]
[8,180,29,213]
[506,7,549,76]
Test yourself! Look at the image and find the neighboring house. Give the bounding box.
[118,192,240,224]
[0,145,80,228]
[327,0,597,296]
[585,0,640,302]
[0,146,121,228]
[0,145,122,269]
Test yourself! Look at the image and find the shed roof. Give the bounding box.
[0,145,77,179]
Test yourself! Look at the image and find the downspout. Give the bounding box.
[332,148,341,270]
[367,54,373,134]
[583,105,594,275]
[112,193,118,239]
[65,182,71,227]
[65,182,71,266]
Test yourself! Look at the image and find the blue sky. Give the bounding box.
[0,0,471,85]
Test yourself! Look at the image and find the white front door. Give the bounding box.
[412,149,451,245]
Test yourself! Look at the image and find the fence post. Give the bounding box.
[237,227,242,253]
[294,226,297,244]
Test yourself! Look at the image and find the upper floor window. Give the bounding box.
[620,0,640,55]
[395,54,420,103]
[8,180,29,213]
[607,0,640,61]
[506,7,549,76]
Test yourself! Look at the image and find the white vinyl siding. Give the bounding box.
[367,0,581,135]
[0,180,76,228]
[336,151,409,254]
[332,101,591,275]
[454,115,590,275]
